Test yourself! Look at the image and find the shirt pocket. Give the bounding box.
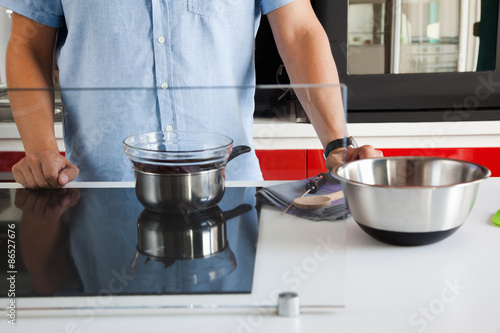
[187,0,243,19]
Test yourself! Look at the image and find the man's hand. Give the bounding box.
[12,151,79,188]
[325,145,384,172]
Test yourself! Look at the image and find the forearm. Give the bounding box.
[6,13,58,154]
[7,66,58,154]
[267,0,347,148]
[277,25,346,147]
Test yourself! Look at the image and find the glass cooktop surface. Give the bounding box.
[0,186,259,298]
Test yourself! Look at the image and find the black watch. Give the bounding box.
[323,136,358,159]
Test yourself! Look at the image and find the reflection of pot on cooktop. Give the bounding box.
[130,204,253,287]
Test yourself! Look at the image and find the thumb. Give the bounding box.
[58,164,79,186]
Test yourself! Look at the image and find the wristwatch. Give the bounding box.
[323,136,358,159]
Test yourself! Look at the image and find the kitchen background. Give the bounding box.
[347,0,479,74]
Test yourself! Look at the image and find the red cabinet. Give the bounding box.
[255,149,307,180]
[0,152,25,172]
[307,149,328,177]
[256,149,327,180]
[257,148,500,180]
[381,147,500,177]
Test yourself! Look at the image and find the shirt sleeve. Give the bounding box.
[258,0,296,15]
[0,0,64,27]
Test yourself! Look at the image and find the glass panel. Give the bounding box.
[347,0,497,74]
[0,84,347,317]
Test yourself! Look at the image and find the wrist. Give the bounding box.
[323,136,358,159]
[23,137,60,155]
[24,147,61,157]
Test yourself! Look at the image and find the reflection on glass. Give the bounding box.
[348,0,498,74]
[15,189,82,295]
[130,205,254,292]
[6,187,259,297]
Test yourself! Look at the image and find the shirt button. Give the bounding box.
[160,82,168,90]
[166,125,173,131]
[157,36,166,44]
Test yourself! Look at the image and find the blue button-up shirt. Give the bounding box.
[1,0,295,181]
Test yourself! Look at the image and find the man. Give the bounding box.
[3,0,382,188]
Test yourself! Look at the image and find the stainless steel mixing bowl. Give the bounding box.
[332,156,491,245]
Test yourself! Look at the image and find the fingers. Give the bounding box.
[353,145,384,160]
[325,145,384,172]
[12,161,39,188]
[40,156,64,188]
[12,151,79,189]
[41,189,79,221]
[324,148,345,173]
[59,188,81,208]
[14,188,37,210]
[15,188,80,215]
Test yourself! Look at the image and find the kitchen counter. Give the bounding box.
[0,178,499,332]
[252,118,500,149]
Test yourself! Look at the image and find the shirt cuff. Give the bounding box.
[259,0,296,15]
[0,0,64,28]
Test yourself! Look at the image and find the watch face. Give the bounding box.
[348,136,359,148]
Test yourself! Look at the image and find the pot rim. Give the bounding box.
[134,168,222,176]
[135,244,229,261]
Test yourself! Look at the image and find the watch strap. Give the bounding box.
[324,136,357,159]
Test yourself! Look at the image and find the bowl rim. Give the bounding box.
[123,130,234,155]
[332,156,491,189]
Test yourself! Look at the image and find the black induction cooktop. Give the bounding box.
[0,186,259,298]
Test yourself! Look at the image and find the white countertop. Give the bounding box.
[1,178,499,332]
[252,118,500,149]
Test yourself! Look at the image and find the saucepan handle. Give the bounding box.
[227,145,251,163]
[222,204,253,221]
[129,250,140,275]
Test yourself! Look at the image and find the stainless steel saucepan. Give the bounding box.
[123,130,250,212]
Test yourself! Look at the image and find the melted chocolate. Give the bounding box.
[133,160,221,174]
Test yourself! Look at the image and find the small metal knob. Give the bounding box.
[277,292,300,317]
